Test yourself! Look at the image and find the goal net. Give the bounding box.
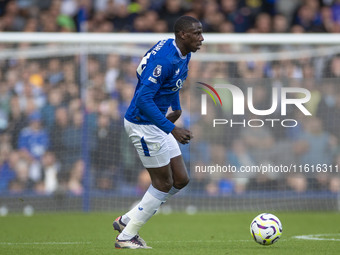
[0,33,339,213]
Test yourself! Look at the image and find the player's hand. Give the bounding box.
[171,126,193,144]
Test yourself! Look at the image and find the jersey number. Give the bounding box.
[136,52,151,76]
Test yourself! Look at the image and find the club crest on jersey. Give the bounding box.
[153,65,162,77]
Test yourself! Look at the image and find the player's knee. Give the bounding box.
[153,177,173,192]
[174,176,190,189]
[162,177,174,191]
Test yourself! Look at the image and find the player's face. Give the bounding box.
[183,22,204,53]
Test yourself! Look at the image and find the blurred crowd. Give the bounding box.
[0,0,340,33]
[0,0,340,197]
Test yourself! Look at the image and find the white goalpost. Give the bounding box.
[0,33,339,213]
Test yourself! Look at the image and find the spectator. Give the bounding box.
[188,0,205,20]
[107,1,132,32]
[8,150,31,193]
[50,107,68,164]
[105,54,120,95]
[296,117,337,168]
[202,1,225,32]
[0,1,25,31]
[324,54,340,78]
[41,151,60,194]
[331,0,340,24]
[316,82,337,137]
[41,87,64,131]
[152,18,168,33]
[286,173,308,193]
[92,114,120,186]
[320,5,335,32]
[159,0,185,32]
[240,120,274,162]
[292,2,322,32]
[290,24,306,33]
[61,109,85,168]
[18,111,49,159]
[67,159,84,195]
[272,13,289,32]
[218,20,235,33]
[0,80,11,132]
[0,138,16,192]
[18,111,49,183]
[7,95,27,149]
[220,0,252,32]
[227,139,256,193]
[46,59,64,85]
[253,12,272,33]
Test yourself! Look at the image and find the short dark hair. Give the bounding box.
[174,16,200,35]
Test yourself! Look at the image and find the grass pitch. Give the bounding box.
[0,212,339,255]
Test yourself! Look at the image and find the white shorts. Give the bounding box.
[124,118,181,168]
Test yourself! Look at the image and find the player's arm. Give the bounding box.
[136,90,191,143]
[135,59,176,134]
[136,83,175,134]
[135,60,192,143]
[166,110,182,123]
[167,92,193,143]
[166,92,182,123]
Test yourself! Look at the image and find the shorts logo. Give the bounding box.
[153,65,162,77]
[152,143,161,151]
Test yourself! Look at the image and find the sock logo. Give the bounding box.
[138,206,143,211]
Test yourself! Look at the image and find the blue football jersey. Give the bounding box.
[125,38,191,134]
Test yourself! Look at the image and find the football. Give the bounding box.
[250,213,282,245]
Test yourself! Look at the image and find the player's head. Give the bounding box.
[174,16,204,55]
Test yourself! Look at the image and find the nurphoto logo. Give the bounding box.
[197,82,312,128]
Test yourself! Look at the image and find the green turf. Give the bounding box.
[0,212,339,255]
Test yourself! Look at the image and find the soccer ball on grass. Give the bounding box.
[250,213,282,245]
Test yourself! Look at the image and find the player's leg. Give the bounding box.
[115,120,173,248]
[114,158,182,235]
[115,155,187,231]
[171,154,189,189]
[167,133,190,197]
[146,164,173,192]
[120,164,173,226]
[116,164,172,248]
[114,157,188,248]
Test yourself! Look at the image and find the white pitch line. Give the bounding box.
[293,234,340,241]
[149,240,252,243]
[0,242,92,245]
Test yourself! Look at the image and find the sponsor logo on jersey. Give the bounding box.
[153,65,162,77]
[172,79,183,91]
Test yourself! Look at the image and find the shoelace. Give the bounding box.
[130,236,143,246]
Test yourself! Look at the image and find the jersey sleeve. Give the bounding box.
[135,58,176,134]
[171,92,181,111]
[138,56,172,86]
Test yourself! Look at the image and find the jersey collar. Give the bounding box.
[173,40,187,60]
